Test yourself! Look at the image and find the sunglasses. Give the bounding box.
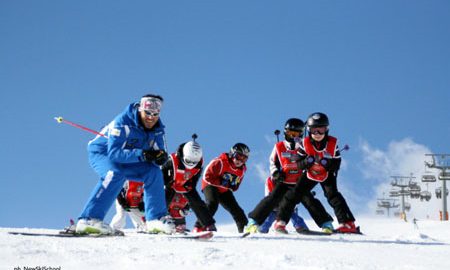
[144,111,160,117]
[310,126,327,135]
[233,152,248,162]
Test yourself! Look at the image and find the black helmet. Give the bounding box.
[230,143,250,158]
[284,118,305,142]
[306,112,329,128]
[284,118,305,133]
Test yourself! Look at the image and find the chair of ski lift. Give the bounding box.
[382,201,391,207]
[438,172,450,181]
[422,174,436,182]
[389,190,399,197]
[436,187,442,199]
[409,180,419,187]
[398,190,410,196]
[409,185,421,199]
[404,202,411,211]
[420,191,432,202]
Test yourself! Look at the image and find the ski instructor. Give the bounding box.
[76,94,175,235]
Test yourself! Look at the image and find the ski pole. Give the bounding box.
[54,116,106,137]
[341,144,350,152]
[274,130,280,142]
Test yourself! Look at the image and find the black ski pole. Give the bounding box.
[274,130,280,142]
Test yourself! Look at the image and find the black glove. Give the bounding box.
[299,155,315,169]
[321,157,340,172]
[138,202,145,213]
[320,158,330,168]
[117,190,131,211]
[221,173,233,188]
[143,150,168,165]
[271,171,285,184]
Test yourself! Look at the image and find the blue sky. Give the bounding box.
[1,0,449,229]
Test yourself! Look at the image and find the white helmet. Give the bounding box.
[182,141,202,169]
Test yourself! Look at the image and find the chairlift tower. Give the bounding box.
[390,174,417,221]
[425,154,450,221]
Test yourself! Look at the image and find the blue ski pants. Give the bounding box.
[79,152,167,222]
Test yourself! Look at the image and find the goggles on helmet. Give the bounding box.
[232,152,248,162]
[183,157,198,167]
[310,126,328,135]
[285,130,302,138]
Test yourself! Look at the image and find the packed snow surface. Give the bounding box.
[2,217,450,270]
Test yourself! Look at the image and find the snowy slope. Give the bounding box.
[1,217,449,270]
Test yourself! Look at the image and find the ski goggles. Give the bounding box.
[232,152,248,162]
[183,158,198,167]
[285,130,302,138]
[309,126,328,135]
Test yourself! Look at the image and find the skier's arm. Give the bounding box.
[161,156,175,186]
[107,124,145,163]
[202,159,224,188]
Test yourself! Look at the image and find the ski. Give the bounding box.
[9,230,213,239]
[8,230,125,238]
[138,230,214,240]
[332,226,363,235]
[296,230,333,236]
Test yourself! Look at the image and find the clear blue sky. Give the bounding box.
[1,0,449,228]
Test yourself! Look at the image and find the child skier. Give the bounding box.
[246,118,321,233]
[110,180,146,231]
[162,136,216,233]
[275,112,358,234]
[194,143,250,233]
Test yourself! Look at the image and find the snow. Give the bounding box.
[2,217,450,270]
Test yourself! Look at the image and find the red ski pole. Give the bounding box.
[54,116,106,137]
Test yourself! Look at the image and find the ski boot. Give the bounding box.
[146,215,176,234]
[245,218,259,234]
[274,220,288,234]
[75,218,115,235]
[175,224,188,234]
[192,224,217,233]
[335,221,359,233]
[321,221,334,234]
[295,226,309,233]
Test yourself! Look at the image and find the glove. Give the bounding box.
[320,158,330,168]
[299,155,315,169]
[321,157,340,172]
[271,171,285,184]
[138,202,145,213]
[117,192,131,211]
[183,182,194,192]
[143,150,168,165]
[179,206,190,217]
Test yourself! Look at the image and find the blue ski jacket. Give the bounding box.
[87,102,166,165]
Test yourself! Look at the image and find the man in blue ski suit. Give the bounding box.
[76,94,175,235]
